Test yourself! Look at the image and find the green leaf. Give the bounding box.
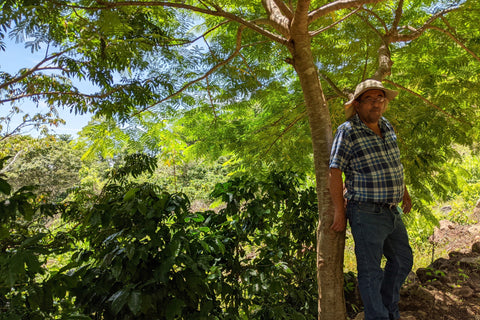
[128,291,142,316]
[109,289,130,315]
[124,187,139,201]
[0,226,9,240]
[165,298,185,319]
[0,178,11,195]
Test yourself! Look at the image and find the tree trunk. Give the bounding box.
[290,36,347,320]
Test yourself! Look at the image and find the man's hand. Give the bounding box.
[331,207,347,232]
[329,168,347,232]
[402,187,412,214]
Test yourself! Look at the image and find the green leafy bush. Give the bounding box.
[1,153,365,319]
[55,155,319,319]
[0,157,75,319]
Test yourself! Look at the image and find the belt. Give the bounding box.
[349,200,397,209]
[374,202,398,209]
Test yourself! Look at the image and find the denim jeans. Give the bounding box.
[346,201,413,320]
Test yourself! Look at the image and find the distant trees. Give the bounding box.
[0,135,82,201]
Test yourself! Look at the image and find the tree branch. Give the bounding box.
[391,0,404,32]
[318,73,347,99]
[273,0,293,20]
[373,42,392,80]
[0,87,124,104]
[69,0,292,46]
[310,7,361,37]
[291,0,311,35]
[266,110,307,155]
[205,75,217,119]
[308,0,384,24]
[0,150,23,171]
[440,16,456,35]
[355,10,384,39]
[0,47,74,90]
[187,20,230,47]
[427,25,480,63]
[383,79,471,125]
[393,6,460,42]
[261,0,290,37]
[359,7,388,34]
[238,52,263,87]
[131,25,247,116]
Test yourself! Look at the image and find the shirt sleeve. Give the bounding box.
[329,126,352,172]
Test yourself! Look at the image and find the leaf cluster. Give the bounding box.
[52,155,320,319]
[0,156,75,319]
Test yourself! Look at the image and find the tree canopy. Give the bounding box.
[1,0,480,318]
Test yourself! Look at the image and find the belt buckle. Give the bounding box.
[387,203,397,209]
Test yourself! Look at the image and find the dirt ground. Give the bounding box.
[349,218,480,320]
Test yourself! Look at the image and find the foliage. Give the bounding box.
[0,157,78,319]
[1,145,480,318]
[427,147,480,225]
[2,1,480,318]
[0,135,82,201]
[1,0,479,210]
[0,106,66,139]
[48,154,319,319]
[74,115,233,200]
[152,156,232,200]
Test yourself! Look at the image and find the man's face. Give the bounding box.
[353,89,386,125]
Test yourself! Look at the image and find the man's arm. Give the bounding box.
[330,168,347,232]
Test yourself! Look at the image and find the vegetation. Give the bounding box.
[0,153,320,319]
[1,0,480,319]
[0,137,479,319]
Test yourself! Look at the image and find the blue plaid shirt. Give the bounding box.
[329,114,404,204]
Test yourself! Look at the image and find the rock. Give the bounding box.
[459,256,480,268]
[467,279,480,292]
[431,257,450,270]
[448,251,462,259]
[405,271,419,284]
[468,225,480,233]
[412,285,435,304]
[440,220,455,229]
[440,205,452,214]
[453,286,474,298]
[472,242,480,254]
[416,267,448,283]
[353,311,364,320]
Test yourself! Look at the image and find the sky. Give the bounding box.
[0,38,93,138]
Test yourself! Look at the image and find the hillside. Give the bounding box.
[351,219,480,320]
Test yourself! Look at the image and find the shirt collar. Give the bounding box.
[351,114,387,134]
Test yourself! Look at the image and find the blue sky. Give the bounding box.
[0,38,93,137]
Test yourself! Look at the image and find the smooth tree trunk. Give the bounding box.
[289,5,347,319]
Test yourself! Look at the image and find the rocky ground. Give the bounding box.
[350,217,480,320]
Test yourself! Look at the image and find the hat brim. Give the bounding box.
[344,87,398,119]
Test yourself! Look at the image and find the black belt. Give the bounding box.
[349,200,397,209]
[374,202,397,209]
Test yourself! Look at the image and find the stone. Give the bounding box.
[472,242,480,254]
[453,286,474,298]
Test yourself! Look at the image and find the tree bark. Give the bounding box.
[289,26,347,320]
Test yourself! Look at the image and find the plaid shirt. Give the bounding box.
[330,114,405,204]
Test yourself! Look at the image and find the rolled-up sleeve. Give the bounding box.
[330,126,352,172]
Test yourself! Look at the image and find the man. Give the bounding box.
[329,79,413,320]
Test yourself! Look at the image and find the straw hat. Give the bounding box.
[344,79,398,119]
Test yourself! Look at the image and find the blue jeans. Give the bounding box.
[347,201,413,320]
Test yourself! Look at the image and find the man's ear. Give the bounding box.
[352,100,359,111]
